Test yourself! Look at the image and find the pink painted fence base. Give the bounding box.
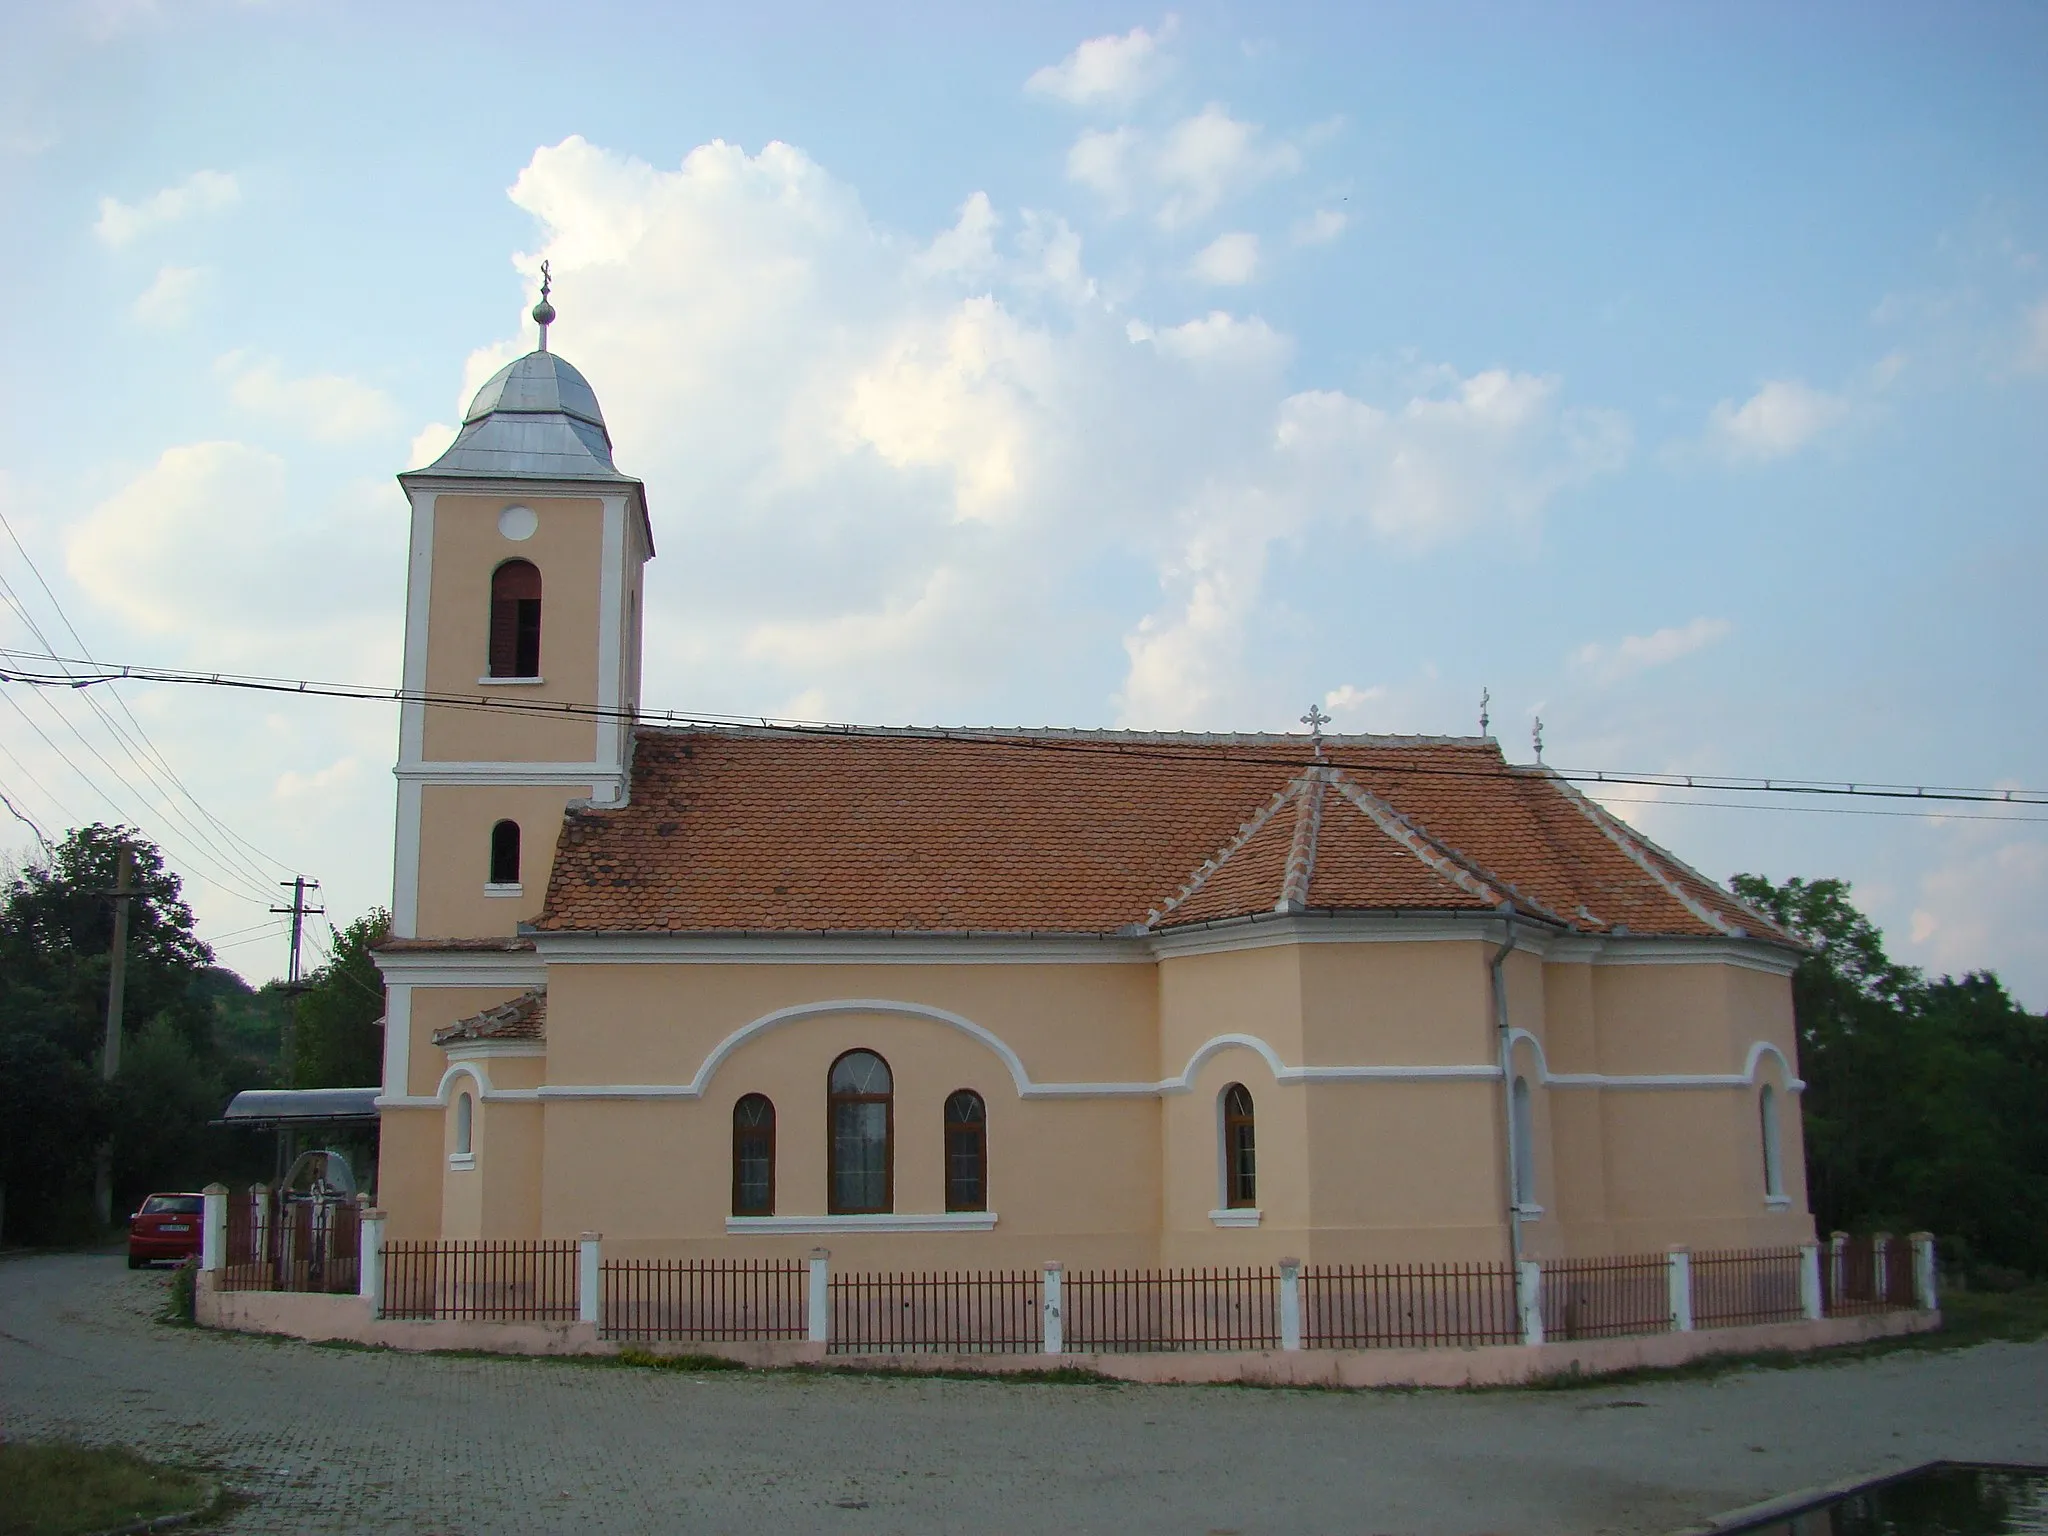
[195,1274,1936,1387]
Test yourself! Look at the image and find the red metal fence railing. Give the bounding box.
[602,1259,807,1342]
[1063,1268,1278,1353]
[380,1240,579,1321]
[1689,1246,1805,1328]
[828,1270,1042,1355]
[1821,1236,1918,1317]
[1541,1254,1672,1340]
[217,1192,359,1295]
[1301,1261,1520,1349]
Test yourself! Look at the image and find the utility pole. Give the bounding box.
[93,841,134,1228]
[272,877,323,1081]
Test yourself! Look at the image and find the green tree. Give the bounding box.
[289,909,388,1089]
[1732,873,2048,1276]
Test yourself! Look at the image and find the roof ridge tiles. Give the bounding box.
[628,723,1494,747]
[1143,775,1305,931]
[1530,767,1748,939]
[1277,768,1325,913]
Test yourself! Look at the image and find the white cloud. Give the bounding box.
[221,355,401,441]
[1292,208,1348,245]
[1570,616,1732,686]
[131,264,203,327]
[1705,379,1849,463]
[94,169,238,246]
[1026,19,1177,107]
[2022,298,2048,372]
[407,422,457,469]
[1067,105,1299,229]
[1189,231,1259,285]
[1906,824,2048,1008]
[914,191,999,280]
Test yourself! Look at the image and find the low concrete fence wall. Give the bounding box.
[193,1274,1936,1386]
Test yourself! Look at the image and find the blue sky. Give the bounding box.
[2,0,2043,1000]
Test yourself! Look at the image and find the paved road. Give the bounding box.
[3,1254,2044,1534]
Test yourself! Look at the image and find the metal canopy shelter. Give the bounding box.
[216,1087,381,1129]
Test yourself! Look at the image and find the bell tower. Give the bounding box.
[390,275,654,942]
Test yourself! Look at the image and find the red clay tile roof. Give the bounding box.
[530,728,1795,946]
[378,936,537,954]
[433,988,547,1045]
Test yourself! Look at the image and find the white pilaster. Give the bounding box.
[381,984,413,1102]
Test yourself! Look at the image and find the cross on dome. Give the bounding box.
[1301,703,1330,756]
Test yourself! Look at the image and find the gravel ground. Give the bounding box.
[2,1253,2044,1535]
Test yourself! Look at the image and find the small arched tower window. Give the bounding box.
[489,559,543,678]
[944,1090,987,1212]
[828,1049,893,1215]
[1511,1075,1536,1207]
[453,1090,474,1158]
[489,820,521,887]
[732,1094,776,1216]
[1222,1083,1256,1209]
[1760,1084,1784,1200]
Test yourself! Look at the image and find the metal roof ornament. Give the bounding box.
[532,260,556,352]
[1479,687,1491,737]
[1532,715,1545,763]
[1301,702,1330,757]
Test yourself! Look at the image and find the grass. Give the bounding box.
[0,1442,214,1536]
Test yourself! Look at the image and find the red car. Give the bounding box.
[127,1193,204,1268]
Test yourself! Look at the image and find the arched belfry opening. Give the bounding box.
[489,559,543,678]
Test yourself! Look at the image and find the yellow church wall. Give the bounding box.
[1295,939,1498,1068]
[1301,1080,1511,1262]
[419,494,608,766]
[1535,960,1614,1248]
[414,783,589,938]
[374,1110,442,1242]
[401,987,532,1098]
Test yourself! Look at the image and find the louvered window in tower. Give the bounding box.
[489,560,542,678]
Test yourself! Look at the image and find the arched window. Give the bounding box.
[1511,1075,1535,1207]
[489,559,543,678]
[453,1090,474,1158]
[732,1094,776,1216]
[1221,1083,1256,1209]
[944,1090,987,1212]
[489,820,521,886]
[1760,1084,1784,1200]
[828,1050,893,1214]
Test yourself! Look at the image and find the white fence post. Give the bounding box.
[1799,1241,1824,1321]
[1829,1230,1848,1308]
[200,1183,227,1273]
[1278,1257,1302,1352]
[1667,1246,1693,1332]
[807,1248,831,1345]
[1872,1233,1891,1304]
[577,1232,602,1327]
[1516,1259,1544,1347]
[359,1207,386,1311]
[1042,1262,1064,1356]
[1910,1232,1938,1310]
[250,1184,269,1267]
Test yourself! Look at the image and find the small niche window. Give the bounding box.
[732,1094,776,1216]
[1222,1083,1257,1208]
[828,1049,893,1215]
[489,559,543,678]
[1760,1084,1784,1201]
[453,1090,474,1159]
[944,1090,987,1212]
[488,820,521,887]
[1511,1075,1536,1207]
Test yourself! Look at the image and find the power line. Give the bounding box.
[1586,794,2048,825]
[2,648,2042,811]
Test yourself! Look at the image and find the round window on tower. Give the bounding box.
[498,505,538,541]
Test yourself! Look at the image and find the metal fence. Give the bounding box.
[1540,1253,1673,1340]
[1064,1267,1278,1353]
[1822,1235,1918,1317]
[603,1258,807,1342]
[218,1192,360,1295]
[1690,1246,1806,1328]
[828,1269,1042,1355]
[381,1239,580,1321]
[1301,1261,1520,1349]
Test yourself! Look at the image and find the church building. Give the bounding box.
[373,293,1815,1270]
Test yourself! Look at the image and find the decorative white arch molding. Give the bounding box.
[1506,1028,1806,1092]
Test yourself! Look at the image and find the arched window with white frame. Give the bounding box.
[1760,1083,1785,1202]
[1510,1074,1536,1208]
[452,1089,474,1162]
[1220,1083,1257,1209]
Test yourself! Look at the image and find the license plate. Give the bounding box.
[161,1224,190,1232]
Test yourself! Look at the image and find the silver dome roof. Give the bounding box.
[413,350,633,482]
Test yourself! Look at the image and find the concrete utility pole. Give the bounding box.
[93,841,134,1228]
[271,876,323,1078]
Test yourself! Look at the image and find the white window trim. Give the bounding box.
[1765,1195,1793,1211]
[475,675,546,686]
[482,882,524,899]
[447,1153,475,1171]
[1513,1202,1545,1219]
[1209,1208,1261,1228]
[725,1212,996,1235]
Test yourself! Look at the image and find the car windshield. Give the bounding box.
[140,1195,203,1215]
